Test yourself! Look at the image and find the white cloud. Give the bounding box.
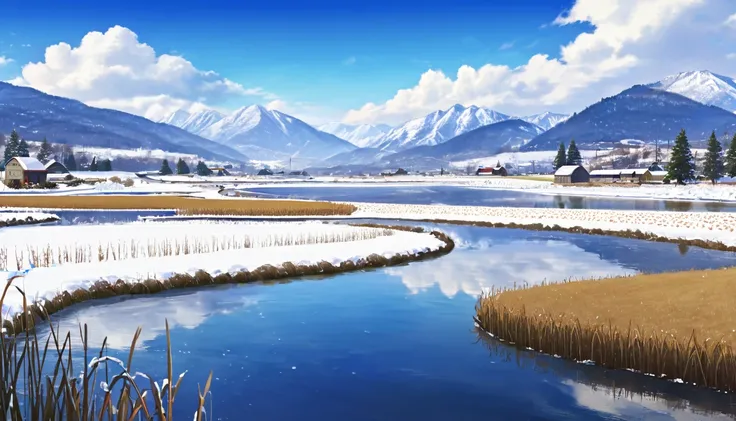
[726,13,736,27]
[344,0,736,125]
[10,25,274,121]
[0,56,13,66]
[499,42,515,51]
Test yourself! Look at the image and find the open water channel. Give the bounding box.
[37,208,736,420]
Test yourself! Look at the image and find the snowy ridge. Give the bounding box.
[647,70,736,113]
[519,112,570,130]
[377,104,512,152]
[0,222,445,316]
[317,122,392,148]
[161,105,356,161]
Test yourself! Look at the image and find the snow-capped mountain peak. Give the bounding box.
[162,104,356,162]
[377,104,512,152]
[317,122,392,148]
[519,112,570,131]
[159,109,191,127]
[646,70,736,113]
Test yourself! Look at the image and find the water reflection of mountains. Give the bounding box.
[477,330,736,420]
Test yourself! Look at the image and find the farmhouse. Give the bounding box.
[554,165,589,184]
[3,157,48,187]
[476,165,508,176]
[590,168,653,183]
[44,159,69,174]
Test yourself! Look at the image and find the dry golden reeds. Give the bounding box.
[475,274,736,392]
[0,196,357,216]
[0,229,394,270]
[0,275,213,420]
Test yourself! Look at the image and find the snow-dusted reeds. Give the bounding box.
[475,272,736,393]
[0,228,393,270]
[0,277,213,420]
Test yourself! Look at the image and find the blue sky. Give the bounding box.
[0,0,733,125]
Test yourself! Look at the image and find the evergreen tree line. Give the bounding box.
[550,130,736,185]
[553,139,583,169]
[0,129,113,172]
[160,158,213,176]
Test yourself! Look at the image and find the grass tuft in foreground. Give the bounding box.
[0,196,357,216]
[1,276,212,420]
[475,268,736,392]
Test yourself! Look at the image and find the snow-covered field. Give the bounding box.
[350,203,736,246]
[0,221,394,270]
[0,221,445,318]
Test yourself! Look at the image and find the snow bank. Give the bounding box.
[0,222,445,318]
[0,221,394,269]
[0,212,59,226]
[350,203,736,246]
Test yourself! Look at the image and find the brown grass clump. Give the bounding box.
[0,276,213,419]
[475,267,736,392]
[0,215,59,228]
[0,195,358,216]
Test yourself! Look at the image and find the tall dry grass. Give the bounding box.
[0,196,357,216]
[0,229,393,270]
[0,275,213,420]
[475,268,736,392]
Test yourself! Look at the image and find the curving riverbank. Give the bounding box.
[474,266,736,393]
[0,212,60,228]
[2,224,454,335]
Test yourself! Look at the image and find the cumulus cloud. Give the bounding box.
[344,0,736,125]
[10,26,273,121]
[0,56,13,66]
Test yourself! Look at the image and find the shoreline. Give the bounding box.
[2,225,454,334]
[474,266,736,393]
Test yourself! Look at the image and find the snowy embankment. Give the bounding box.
[0,221,446,318]
[0,212,59,227]
[535,183,736,202]
[350,203,736,246]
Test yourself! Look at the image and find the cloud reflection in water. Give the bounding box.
[48,288,259,350]
[387,237,636,298]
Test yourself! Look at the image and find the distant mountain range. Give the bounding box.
[519,112,570,131]
[646,70,736,113]
[0,82,245,162]
[522,85,736,151]
[160,105,356,162]
[317,122,392,148]
[375,104,512,152]
[385,119,544,163]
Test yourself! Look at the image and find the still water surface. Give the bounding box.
[48,223,736,420]
[240,185,736,212]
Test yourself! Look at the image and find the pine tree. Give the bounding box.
[160,159,173,175]
[196,161,212,176]
[17,139,30,158]
[77,154,89,170]
[566,139,582,165]
[65,153,78,171]
[3,130,20,165]
[703,131,724,184]
[176,158,190,174]
[553,142,566,170]
[36,138,53,164]
[725,134,736,178]
[99,159,112,171]
[666,129,695,185]
[89,156,98,171]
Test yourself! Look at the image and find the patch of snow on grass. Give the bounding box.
[0,222,444,318]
